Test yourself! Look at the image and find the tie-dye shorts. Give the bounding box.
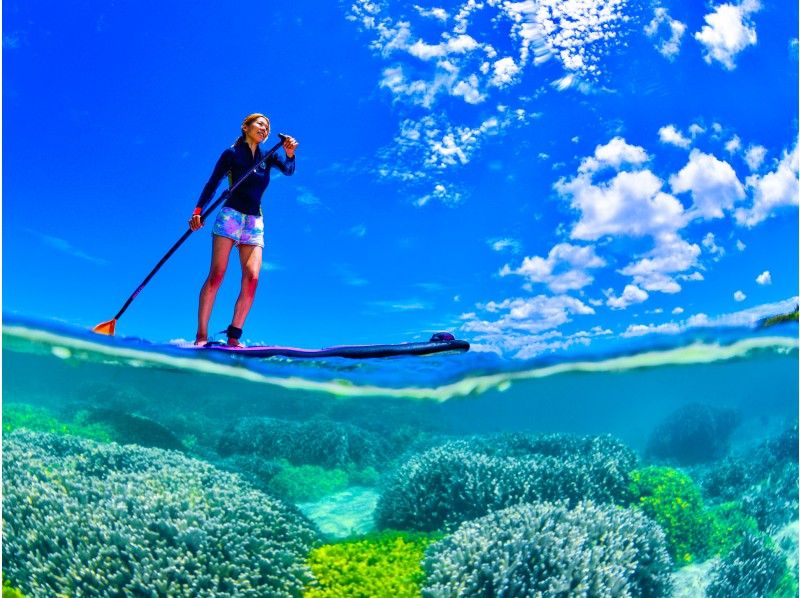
[212,207,264,247]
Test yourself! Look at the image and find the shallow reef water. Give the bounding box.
[2,314,798,597]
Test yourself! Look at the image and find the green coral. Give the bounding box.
[773,568,799,598]
[267,461,349,503]
[629,466,714,564]
[2,579,28,598]
[2,403,113,443]
[305,531,442,597]
[266,461,381,503]
[707,501,760,557]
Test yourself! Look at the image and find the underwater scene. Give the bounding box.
[2,315,798,597]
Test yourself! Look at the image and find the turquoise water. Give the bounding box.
[3,315,798,596]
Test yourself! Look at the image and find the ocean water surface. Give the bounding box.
[2,314,798,597]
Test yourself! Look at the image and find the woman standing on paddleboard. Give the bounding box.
[189,113,298,346]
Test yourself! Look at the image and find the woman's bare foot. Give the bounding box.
[194,337,208,346]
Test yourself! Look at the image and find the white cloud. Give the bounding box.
[756,270,772,285]
[689,123,706,137]
[735,144,799,227]
[606,284,649,309]
[500,243,606,293]
[658,125,691,149]
[645,8,687,59]
[351,0,634,105]
[702,232,726,258]
[578,137,649,174]
[744,145,767,171]
[558,167,685,241]
[489,238,522,253]
[415,183,463,207]
[490,57,521,87]
[407,34,480,60]
[694,0,761,70]
[734,290,746,302]
[622,296,798,337]
[414,6,449,21]
[672,307,684,314]
[622,322,682,337]
[736,239,747,251]
[619,234,701,293]
[297,189,322,206]
[669,149,745,220]
[460,294,599,358]
[725,135,742,154]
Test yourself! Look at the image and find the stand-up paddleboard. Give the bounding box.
[189,332,469,359]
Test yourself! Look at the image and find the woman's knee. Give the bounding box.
[205,267,226,289]
[243,268,259,286]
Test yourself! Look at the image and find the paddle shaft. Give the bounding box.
[110,135,288,322]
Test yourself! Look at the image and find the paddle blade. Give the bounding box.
[92,319,117,336]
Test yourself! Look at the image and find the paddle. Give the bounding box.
[93,134,290,336]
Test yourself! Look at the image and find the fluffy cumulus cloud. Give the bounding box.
[694,0,761,70]
[735,144,800,227]
[744,145,767,171]
[500,243,606,293]
[669,149,745,220]
[460,294,599,357]
[756,270,772,285]
[556,137,705,294]
[725,135,742,154]
[645,7,687,59]
[605,284,649,309]
[618,234,701,293]
[556,138,685,241]
[658,125,692,149]
[734,290,746,301]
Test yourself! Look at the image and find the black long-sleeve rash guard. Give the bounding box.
[196,142,295,216]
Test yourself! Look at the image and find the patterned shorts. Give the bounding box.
[212,207,264,247]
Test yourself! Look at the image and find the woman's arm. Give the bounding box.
[189,148,233,230]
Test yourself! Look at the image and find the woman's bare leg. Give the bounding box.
[228,243,263,343]
[196,235,236,343]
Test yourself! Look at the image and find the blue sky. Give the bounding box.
[3,0,798,357]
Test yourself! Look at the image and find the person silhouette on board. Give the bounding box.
[189,113,298,346]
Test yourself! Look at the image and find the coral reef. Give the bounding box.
[267,461,349,503]
[646,403,740,466]
[376,433,637,532]
[629,467,761,565]
[2,579,27,598]
[305,531,442,597]
[706,533,788,597]
[422,501,673,597]
[700,424,799,532]
[3,430,319,597]
[81,407,185,451]
[2,402,114,443]
[629,466,715,564]
[217,417,393,470]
